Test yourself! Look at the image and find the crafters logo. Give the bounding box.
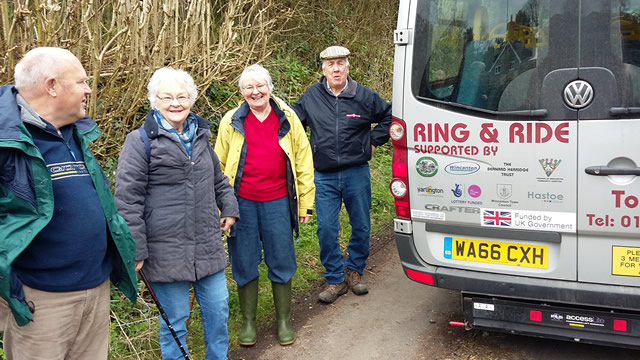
[416,157,438,177]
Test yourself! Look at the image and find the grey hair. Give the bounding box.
[238,64,274,92]
[147,67,198,109]
[14,47,77,91]
[322,57,350,69]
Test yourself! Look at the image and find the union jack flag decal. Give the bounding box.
[483,210,512,226]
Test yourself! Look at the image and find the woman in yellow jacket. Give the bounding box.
[214,64,314,347]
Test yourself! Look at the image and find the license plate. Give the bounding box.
[612,246,640,277]
[444,237,548,269]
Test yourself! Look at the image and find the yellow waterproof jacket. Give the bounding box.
[214,96,315,232]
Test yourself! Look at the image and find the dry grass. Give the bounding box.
[1,0,302,163]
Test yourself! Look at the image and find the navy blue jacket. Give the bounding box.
[292,76,391,172]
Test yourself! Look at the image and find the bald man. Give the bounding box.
[0,47,137,359]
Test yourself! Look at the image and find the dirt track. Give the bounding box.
[230,226,639,360]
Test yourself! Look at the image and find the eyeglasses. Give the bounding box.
[242,83,268,93]
[157,95,190,105]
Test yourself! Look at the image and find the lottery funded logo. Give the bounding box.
[416,157,438,177]
[451,184,463,198]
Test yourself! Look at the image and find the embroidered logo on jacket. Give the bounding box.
[346,113,361,118]
[48,161,90,181]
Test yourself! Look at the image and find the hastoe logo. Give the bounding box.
[416,157,438,177]
[528,191,564,203]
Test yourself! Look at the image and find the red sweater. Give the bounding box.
[238,109,288,201]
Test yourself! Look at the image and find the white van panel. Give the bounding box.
[401,0,577,280]
[578,120,640,286]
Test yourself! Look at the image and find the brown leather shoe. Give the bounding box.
[318,281,348,303]
[347,269,369,295]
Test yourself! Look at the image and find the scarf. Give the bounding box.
[153,110,198,157]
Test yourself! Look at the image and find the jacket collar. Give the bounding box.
[142,110,212,139]
[0,85,97,141]
[320,75,357,98]
[0,85,23,140]
[231,97,289,128]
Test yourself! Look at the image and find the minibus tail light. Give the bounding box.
[390,116,410,219]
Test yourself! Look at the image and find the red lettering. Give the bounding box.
[451,123,470,142]
[509,123,524,143]
[612,190,626,208]
[536,123,552,143]
[555,122,569,143]
[509,122,571,144]
[414,124,425,142]
[434,123,448,142]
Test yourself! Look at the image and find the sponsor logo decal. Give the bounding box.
[497,184,512,199]
[491,184,518,207]
[444,161,480,175]
[539,158,561,177]
[417,186,444,196]
[452,184,463,198]
[528,191,564,203]
[486,162,529,177]
[468,185,482,198]
[481,208,576,232]
[482,210,512,226]
[416,157,439,177]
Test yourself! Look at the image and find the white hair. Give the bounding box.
[14,47,77,91]
[322,57,350,70]
[147,67,198,109]
[238,64,274,92]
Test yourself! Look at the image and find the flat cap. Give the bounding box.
[320,46,350,60]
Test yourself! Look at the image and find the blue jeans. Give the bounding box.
[228,196,296,287]
[315,164,371,284]
[150,270,229,360]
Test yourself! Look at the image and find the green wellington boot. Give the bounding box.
[237,280,259,346]
[272,280,296,346]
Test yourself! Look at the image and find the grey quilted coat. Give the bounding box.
[114,111,239,282]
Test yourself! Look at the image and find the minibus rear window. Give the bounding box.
[412,0,640,115]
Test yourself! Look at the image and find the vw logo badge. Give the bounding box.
[563,80,594,109]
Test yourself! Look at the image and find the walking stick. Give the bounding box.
[139,270,191,360]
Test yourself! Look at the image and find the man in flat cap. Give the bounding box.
[293,46,391,304]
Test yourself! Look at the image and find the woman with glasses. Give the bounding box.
[114,67,239,360]
[214,64,314,346]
